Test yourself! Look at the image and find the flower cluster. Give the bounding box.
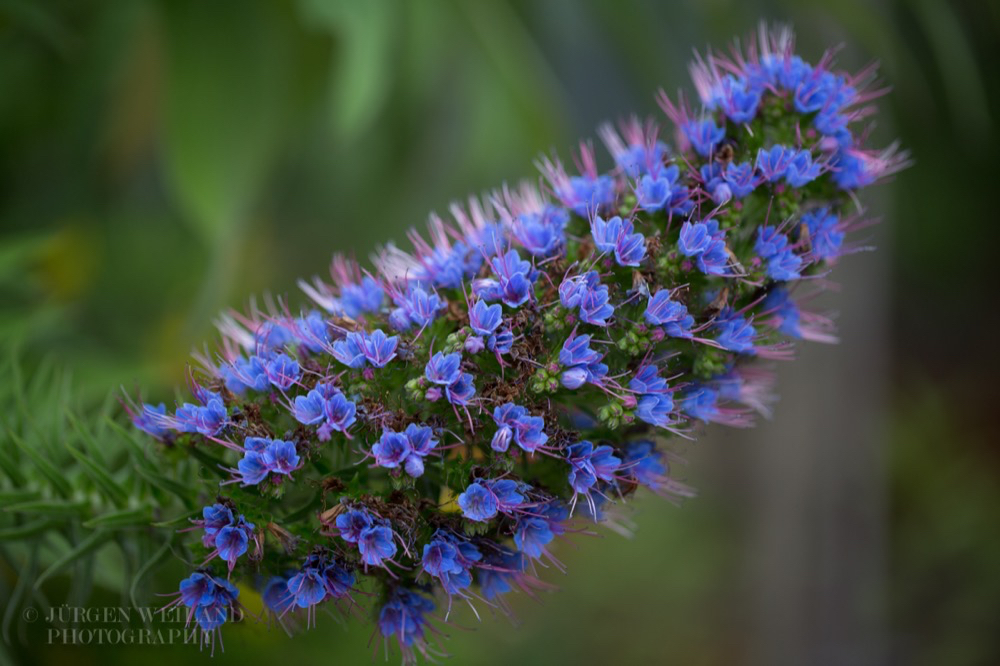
[128,26,905,661]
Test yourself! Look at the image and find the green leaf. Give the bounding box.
[0,436,28,486]
[151,508,200,528]
[33,530,113,591]
[63,440,129,508]
[185,444,229,478]
[130,535,174,611]
[0,518,56,540]
[67,452,127,505]
[82,506,152,529]
[298,0,395,140]
[5,428,72,498]
[4,498,89,516]
[161,0,307,243]
[0,487,39,503]
[103,416,156,470]
[133,463,194,508]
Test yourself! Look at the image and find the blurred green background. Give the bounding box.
[1,0,998,664]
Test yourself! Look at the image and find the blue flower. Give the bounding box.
[578,280,615,327]
[335,509,373,544]
[200,503,234,533]
[723,161,757,198]
[613,219,646,266]
[422,538,461,577]
[717,75,761,124]
[683,119,726,156]
[264,353,301,391]
[767,249,803,281]
[565,441,621,495]
[682,386,720,422]
[358,329,399,367]
[644,290,694,338]
[491,403,548,453]
[390,284,445,331]
[479,249,535,308]
[486,479,527,511]
[623,440,670,490]
[457,481,499,522]
[262,577,296,614]
[785,149,822,187]
[179,572,217,608]
[590,215,622,253]
[678,221,711,256]
[287,568,327,609]
[180,575,239,632]
[323,562,355,599]
[237,450,271,485]
[263,439,299,475]
[469,300,502,337]
[514,517,554,559]
[755,227,802,281]
[215,525,249,568]
[404,423,436,455]
[294,311,331,353]
[174,398,228,436]
[679,221,729,276]
[629,365,669,394]
[132,403,168,438]
[322,393,357,434]
[379,589,435,650]
[636,394,675,428]
[755,145,794,182]
[292,389,326,425]
[445,373,476,406]
[372,430,411,469]
[512,207,567,257]
[559,333,602,367]
[340,276,385,317]
[221,355,270,394]
[590,216,645,267]
[714,309,756,354]
[764,288,802,338]
[637,174,671,211]
[700,163,732,205]
[563,175,616,216]
[358,524,397,567]
[331,332,366,369]
[425,352,461,385]
[802,208,844,260]
[755,226,788,259]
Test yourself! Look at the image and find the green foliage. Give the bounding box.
[0,353,204,639]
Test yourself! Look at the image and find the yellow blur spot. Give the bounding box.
[37,224,100,301]
[438,487,460,513]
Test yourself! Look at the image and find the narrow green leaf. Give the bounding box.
[33,530,112,591]
[133,464,194,507]
[6,428,71,497]
[130,535,174,611]
[0,518,56,540]
[151,508,200,528]
[185,445,229,478]
[104,416,156,470]
[63,442,128,507]
[63,409,116,480]
[4,498,89,516]
[0,487,38,503]
[2,541,38,643]
[0,439,27,486]
[82,506,152,529]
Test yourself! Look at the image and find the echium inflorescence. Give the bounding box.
[128,25,906,661]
